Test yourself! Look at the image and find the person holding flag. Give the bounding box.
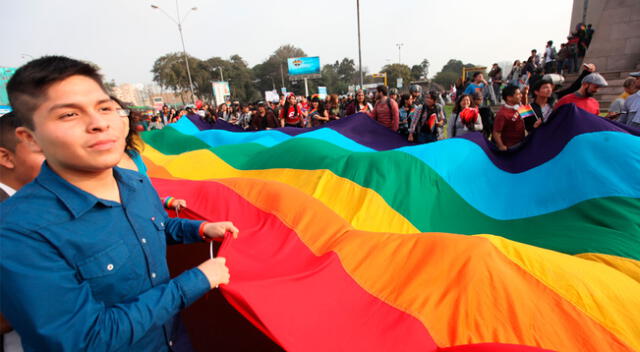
[492,85,532,151]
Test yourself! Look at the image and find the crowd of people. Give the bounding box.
[132,62,639,153]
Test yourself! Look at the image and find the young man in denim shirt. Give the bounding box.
[0,56,238,351]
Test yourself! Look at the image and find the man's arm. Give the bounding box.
[492,115,507,151]
[0,226,212,352]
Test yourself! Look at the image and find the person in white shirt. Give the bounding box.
[0,111,45,352]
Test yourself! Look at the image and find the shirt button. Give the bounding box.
[169,340,173,347]
[151,272,157,279]
[160,222,164,227]
[106,264,114,271]
[151,216,156,221]
[141,238,147,244]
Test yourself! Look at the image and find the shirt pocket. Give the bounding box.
[77,241,138,302]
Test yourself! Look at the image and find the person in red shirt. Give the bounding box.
[368,85,399,132]
[554,73,607,115]
[278,93,304,127]
[493,85,531,151]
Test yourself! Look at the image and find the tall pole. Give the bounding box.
[217,67,224,81]
[152,2,198,104]
[356,0,363,88]
[304,78,309,97]
[280,63,286,91]
[176,0,196,104]
[396,43,404,64]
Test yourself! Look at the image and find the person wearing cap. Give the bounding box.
[409,84,423,105]
[619,72,640,128]
[389,88,399,103]
[554,72,607,115]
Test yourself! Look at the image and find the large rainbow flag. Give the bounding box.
[142,104,640,352]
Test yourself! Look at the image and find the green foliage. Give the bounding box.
[381,64,412,89]
[432,71,460,88]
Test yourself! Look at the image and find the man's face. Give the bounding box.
[411,91,421,99]
[475,74,483,83]
[507,89,522,105]
[162,106,168,113]
[584,83,600,97]
[536,83,553,98]
[18,75,128,175]
[635,77,640,90]
[390,93,398,101]
[258,106,266,114]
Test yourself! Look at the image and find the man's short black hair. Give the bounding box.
[7,56,106,130]
[532,79,553,94]
[0,112,22,152]
[502,85,520,101]
[376,85,388,96]
[547,40,553,45]
[531,49,537,53]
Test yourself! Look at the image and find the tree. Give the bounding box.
[432,59,482,88]
[152,52,202,100]
[410,59,430,81]
[432,71,459,88]
[252,45,307,95]
[381,64,412,90]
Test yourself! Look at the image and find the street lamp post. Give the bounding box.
[216,66,224,81]
[396,43,404,64]
[356,0,364,89]
[151,1,197,104]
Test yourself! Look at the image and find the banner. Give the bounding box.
[317,86,327,100]
[211,81,231,106]
[1,67,17,105]
[265,90,279,103]
[287,57,321,78]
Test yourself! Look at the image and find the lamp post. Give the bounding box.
[151,1,197,104]
[215,66,224,81]
[356,0,364,89]
[396,43,404,64]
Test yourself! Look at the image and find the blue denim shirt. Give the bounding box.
[0,163,210,351]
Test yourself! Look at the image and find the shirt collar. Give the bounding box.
[0,182,16,197]
[36,163,144,218]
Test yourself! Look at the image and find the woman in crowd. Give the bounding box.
[309,96,330,127]
[279,93,304,127]
[217,103,231,121]
[345,89,373,116]
[408,91,445,143]
[507,60,522,87]
[397,93,415,138]
[448,94,483,138]
[236,103,253,129]
[326,94,341,120]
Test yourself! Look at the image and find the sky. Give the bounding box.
[3,0,575,85]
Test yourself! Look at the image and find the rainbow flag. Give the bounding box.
[518,104,536,119]
[142,105,640,351]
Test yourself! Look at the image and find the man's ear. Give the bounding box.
[0,147,15,169]
[15,127,42,154]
